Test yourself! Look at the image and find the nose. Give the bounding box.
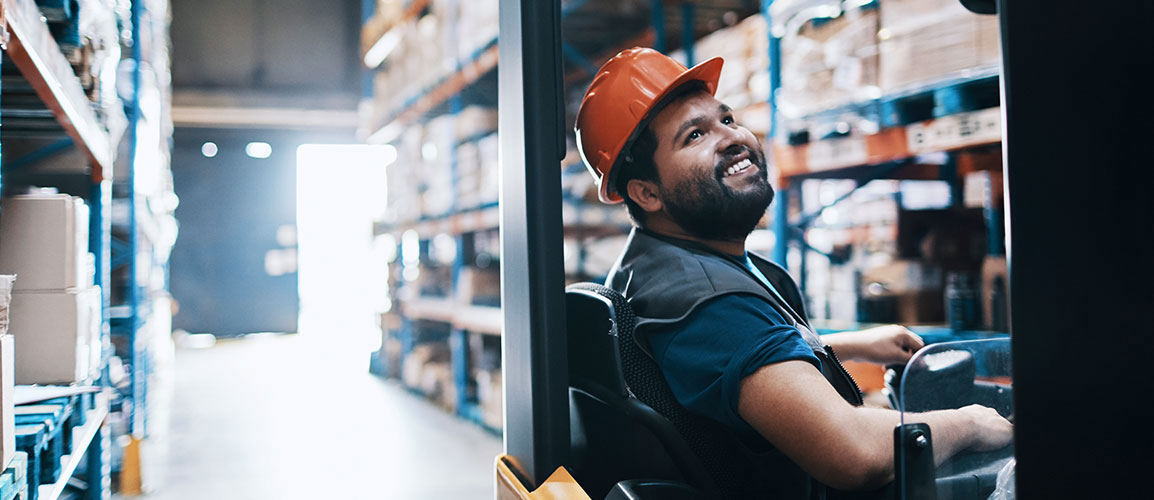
[715,123,749,155]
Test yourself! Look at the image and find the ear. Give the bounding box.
[626,179,663,213]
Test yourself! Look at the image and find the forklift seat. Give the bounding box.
[566,283,763,499]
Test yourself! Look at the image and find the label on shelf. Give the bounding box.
[907,107,1002,154]
[806,136,870,172]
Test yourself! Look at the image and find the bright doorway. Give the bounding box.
[296,144,395,354]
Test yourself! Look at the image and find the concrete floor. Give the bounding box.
[130,333,502,499]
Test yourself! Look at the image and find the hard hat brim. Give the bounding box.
[598,56,726,204]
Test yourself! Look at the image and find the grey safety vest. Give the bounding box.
[606,228,865,406]
[606,228,871,499]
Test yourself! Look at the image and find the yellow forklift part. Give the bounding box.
[119,436,143,495]
[496,454,592,500]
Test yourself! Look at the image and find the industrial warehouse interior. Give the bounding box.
[0,0,1148,499]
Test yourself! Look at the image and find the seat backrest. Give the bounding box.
[567,283,760,499]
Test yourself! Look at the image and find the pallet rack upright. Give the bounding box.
[1,0,174,496]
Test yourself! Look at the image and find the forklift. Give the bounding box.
[492,0,1153,498]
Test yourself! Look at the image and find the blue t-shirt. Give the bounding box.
[646,293,822,435]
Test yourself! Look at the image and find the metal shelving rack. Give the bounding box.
[1,0,173,496]
[362,0,503,432]
[0,0,118,497]
[363,0,773,431]
[762,0,1008,339]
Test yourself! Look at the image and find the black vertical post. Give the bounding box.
[997,1,1154,497]
[498,0,570,487]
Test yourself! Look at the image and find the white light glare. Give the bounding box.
[246,142,273,159]
[201,142,218,157]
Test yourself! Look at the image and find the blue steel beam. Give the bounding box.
[764,0,788,266]
[561,42,600,78]
[3,137,75,171]
[681,2,695,66]
[561,0,592,18]
[653,0,666,53]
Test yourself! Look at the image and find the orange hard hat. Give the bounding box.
[575,47,724,204]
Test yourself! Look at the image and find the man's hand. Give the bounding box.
[957,404,1014,451]
[822,325,925,364]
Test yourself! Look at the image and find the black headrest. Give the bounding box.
[565,285,630,397]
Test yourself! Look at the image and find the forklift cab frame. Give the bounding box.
[493,0,1154,498]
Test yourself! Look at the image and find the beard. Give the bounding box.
[660,145,775,241]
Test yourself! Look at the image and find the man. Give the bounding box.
[575,47,1012,497]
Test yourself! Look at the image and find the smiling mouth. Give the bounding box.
[723,158,754,178]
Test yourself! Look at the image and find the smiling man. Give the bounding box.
[575,48,1012,498]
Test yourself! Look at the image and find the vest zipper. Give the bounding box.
[823,345,864,406]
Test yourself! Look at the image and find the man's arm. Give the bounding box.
[822,325,925,364]
[738,360,1012,491]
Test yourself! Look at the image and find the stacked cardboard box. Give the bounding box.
[365,0,499,133]
[779,6,881,120]
[422,115,457,217]
[679,14,770,112]
[476,368,502,430]
[0,195,102,384]
[878,0,1001,93]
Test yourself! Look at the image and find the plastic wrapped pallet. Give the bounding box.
[878,0,1001,93]
[778,6,881,119]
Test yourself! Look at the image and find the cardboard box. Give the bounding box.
[779,7,880,118]
[9,287,101,384]
[0,195,90,291]
[1,334,14,469]
[878,0,1001,92]
[476,369,503,430]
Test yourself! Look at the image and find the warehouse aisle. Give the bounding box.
[140,332,502,499]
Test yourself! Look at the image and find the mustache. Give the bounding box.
[713,145,764,177]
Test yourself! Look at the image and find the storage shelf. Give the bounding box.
[361,0,431,67]
[37,394,107,500]
[1,0,115,179]
[402,298,502,336]
[773,106,1001,181]
[374,202,631,239]
[366,41,499,145]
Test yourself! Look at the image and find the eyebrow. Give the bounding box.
[672,104,734,145]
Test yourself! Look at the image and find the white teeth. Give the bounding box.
[724,158,753,177]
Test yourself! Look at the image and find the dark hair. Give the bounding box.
[611,81,710,226]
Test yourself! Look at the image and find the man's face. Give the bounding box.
[647,91,774,241]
